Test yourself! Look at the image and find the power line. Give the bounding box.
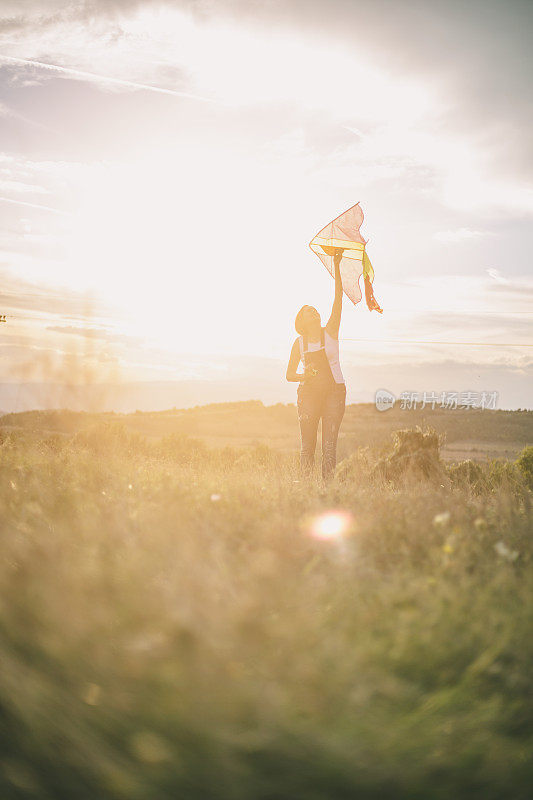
[2,308,531,321]
[342,338,533,347]
[380,309,532,314]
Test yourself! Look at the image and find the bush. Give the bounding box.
[232,442,291,472]
[447,459,487,493]
[488,459,525,491]
[516,445,533,489]
[39,433,68,454]
[335,446,373,483]
[155,432,208,465]
[70,422,150,458]
[373,426,448,485]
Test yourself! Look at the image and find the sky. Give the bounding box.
[0,0,532,410]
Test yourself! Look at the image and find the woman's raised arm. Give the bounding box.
[325,249,343,339]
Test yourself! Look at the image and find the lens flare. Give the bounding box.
[309,510,353,541]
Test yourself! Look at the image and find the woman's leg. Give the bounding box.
[321,384,346,480]
[297,390,321,477]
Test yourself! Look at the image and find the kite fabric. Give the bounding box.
[309,202,383,313]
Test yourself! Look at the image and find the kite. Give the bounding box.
[309,202,383,313]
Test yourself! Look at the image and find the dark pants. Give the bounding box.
[297,382,346,480]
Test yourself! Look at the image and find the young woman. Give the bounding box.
[286,249,346,480]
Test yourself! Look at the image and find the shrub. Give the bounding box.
[155,432,208,465]
[335,447,373,483]
[39,433,68,454]
[447,459,487,493]
[488,459,525,490]
[516,445,533,489]
[233,443,290,471]
[373,426,448,485]
[70,422,150,458]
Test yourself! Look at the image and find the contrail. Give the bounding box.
[0,196,71,216]
[0,54,221,105]
[0,100,56,132]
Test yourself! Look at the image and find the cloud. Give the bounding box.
[488,281,533,297]
[0,100,21,117]
[0,178,50,194]
[0,267,115,319]
[1,1,531,218]
[487,268,509,285]
[434,228,492,244]
[1,354,531,410]
[249,1,533,173]
[46,324,143,346]
[0,97,54,129]
[407,311,533,338]
[0,197,70,216]
[0,152,92,217]
[0,0,530,404]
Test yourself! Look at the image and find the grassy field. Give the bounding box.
[2,402,532,461]
[1,412,533,799]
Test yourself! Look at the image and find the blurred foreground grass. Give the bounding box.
[1,423,532,799]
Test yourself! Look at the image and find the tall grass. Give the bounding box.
[1,424,532,799]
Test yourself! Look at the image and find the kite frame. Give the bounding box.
[308,201,368,265]
[308,201,381,311]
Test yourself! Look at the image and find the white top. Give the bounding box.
[299,329,345,384]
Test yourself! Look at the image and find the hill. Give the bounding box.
[1,401,532,462]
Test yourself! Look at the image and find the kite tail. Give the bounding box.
[362,250,383,314]
[364,276,383,313]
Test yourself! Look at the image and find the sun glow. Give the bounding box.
[6,3,522,380]
[123,8,433,122]
[64,145,289,355]
[4,6,450,370]
[309,510,354,541]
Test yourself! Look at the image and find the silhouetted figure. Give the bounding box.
[286,249,346,480]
